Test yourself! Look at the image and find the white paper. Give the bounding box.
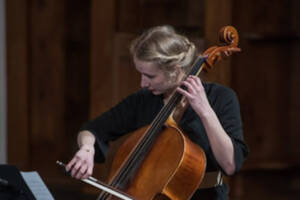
[20,171,55,200]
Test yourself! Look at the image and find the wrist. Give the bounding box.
[196,105,214,119]
[79,144,95,154]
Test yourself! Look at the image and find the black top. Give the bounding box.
[80,82,248,200]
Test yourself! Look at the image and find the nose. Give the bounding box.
[141,75,149,88]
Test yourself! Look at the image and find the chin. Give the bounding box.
[151,90,161,95]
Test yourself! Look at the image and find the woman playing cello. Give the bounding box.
[66,25,248,200]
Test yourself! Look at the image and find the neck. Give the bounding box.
[163,87,177,105]
[163,72,186,104]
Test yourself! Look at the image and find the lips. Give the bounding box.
[149,88,156,94]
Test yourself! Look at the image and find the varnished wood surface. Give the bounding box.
[107,126,206,200]
[231,0,300,169]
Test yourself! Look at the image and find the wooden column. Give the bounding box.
[289,0,300,164]
[90,0,116,118]
[0,0,6,163]
[6,0,30,170]
[29,0,65,175]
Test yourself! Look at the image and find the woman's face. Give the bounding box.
[134,57,181,96]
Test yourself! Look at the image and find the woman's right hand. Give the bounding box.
[66,144,95,179]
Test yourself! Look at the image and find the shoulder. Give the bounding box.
[203,82,240,113]
[203,82,237,99]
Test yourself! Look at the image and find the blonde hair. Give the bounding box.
[130,25,198,78]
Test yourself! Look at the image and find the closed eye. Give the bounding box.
[144,74,155,79]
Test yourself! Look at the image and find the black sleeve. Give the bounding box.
[79,91,144,162]
[214,87,248,174]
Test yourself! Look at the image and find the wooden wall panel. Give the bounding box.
[289,0,300,164]
[29,0,66,176]
[116,0,140,32]
[117,0,204,32]
[232,0,297,169]
[204,0,233,86]
[90,0,116,118]
[6,0,30,170]
[64,0,91,161]
[233,1,292,35]
[233,43,291,167]
[112,33,140,101]
[7,0,92,198]
[139,0,204,29]
[89,0,117,188]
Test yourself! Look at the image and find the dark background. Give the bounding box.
[6,0,300,199]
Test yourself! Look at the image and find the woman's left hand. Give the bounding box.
[176,75,211,117]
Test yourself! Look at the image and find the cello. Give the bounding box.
[58,25,241,200]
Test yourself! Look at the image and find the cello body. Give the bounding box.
[108,125,206,200]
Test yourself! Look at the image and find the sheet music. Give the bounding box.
[21,171,55,200]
